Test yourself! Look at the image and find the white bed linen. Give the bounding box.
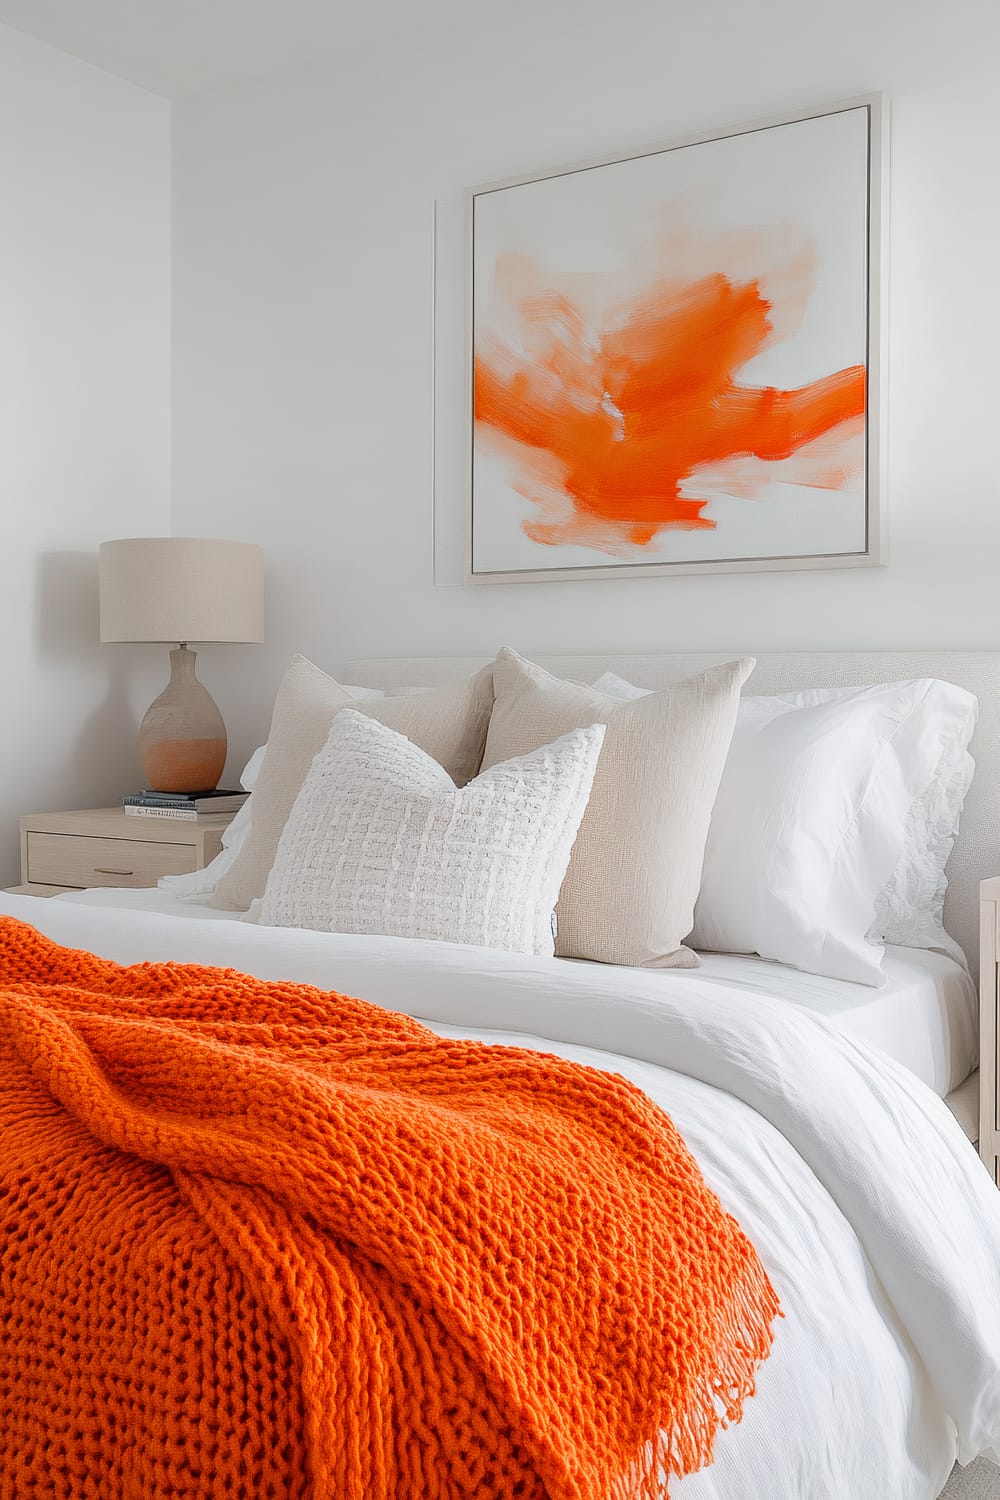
[688,945,977,1097]
[53,887,978,1097]
[3,892,999,1500]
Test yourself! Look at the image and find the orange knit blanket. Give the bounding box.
[0,917,779,1498]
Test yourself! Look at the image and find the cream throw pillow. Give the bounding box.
[254,710,605,955]
[481,648,755,967]
[212,655,495,911]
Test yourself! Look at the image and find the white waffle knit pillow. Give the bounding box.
[254,710,605,955]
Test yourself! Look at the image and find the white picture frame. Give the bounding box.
[465,95,888,584]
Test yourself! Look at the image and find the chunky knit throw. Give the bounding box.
[0,917,780,1498]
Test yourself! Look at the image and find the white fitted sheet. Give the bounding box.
[686,946,977,1098]
[51,886,978,1098]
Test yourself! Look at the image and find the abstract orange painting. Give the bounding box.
[469,99,883,579]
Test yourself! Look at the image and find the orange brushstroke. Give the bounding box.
[475,262,866,553]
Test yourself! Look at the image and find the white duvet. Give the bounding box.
[3,891,999,1500]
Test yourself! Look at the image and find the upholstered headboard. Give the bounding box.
[344,651,1000,979]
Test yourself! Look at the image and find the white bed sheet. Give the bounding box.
[688,946,977,1097]
[52,886,978,1097]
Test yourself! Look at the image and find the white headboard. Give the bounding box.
[345,651,1000,979]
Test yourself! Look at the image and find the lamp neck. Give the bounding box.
[168,645,198,684]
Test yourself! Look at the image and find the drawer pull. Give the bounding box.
[94,867,135,877]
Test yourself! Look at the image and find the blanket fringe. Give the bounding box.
[611,1247,783,1499]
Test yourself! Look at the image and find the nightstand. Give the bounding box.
[12,807,233,897]
[980,876,1000,1184]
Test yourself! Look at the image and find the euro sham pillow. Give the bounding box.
[481,649,754,968]
[254,710,605,955]
[594,672,977,972]
[212,656,495,911]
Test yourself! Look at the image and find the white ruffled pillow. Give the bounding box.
[593,672,977,982]
[253,710,605,955]
[868,709,976,963]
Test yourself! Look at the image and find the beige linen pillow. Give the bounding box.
[481,648,755,968]
[212,655,494,911]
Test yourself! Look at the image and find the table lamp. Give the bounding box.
[99,537,265,793]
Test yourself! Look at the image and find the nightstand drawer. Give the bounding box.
[26,833,197,889]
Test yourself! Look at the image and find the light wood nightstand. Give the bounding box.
[12,808,234,897]
[980,876,1000,1184]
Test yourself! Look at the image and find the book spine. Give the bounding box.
[134,794,203,804]
[125,794,247,809]
[123,797,198,810]
[123,805,198,821]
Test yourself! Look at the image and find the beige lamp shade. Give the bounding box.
[99,537,265,644]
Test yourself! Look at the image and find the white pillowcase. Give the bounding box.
[593,672,977,984]
[157,743,266,901]
[254,710,605,955]
[867,699,976,960]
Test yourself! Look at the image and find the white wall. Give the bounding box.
[172,0,1000,763]
[0,24,171,884]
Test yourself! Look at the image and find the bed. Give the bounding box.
[2,648,999,1499]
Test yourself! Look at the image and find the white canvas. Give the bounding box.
[469,101,880,579]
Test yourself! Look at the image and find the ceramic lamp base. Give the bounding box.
[139,646,227,793]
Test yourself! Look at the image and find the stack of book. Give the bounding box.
[123,789,249,821]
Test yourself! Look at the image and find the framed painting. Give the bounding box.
[467,96,886,582]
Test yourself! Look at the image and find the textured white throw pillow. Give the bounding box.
[254,710,605,955]
[595,672,977,970]
[483,649,754,968]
